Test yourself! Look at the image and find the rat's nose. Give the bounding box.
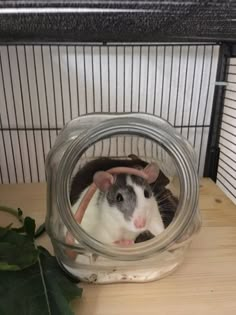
[134,217,146,229]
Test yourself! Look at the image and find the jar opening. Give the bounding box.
[56,116,199,261]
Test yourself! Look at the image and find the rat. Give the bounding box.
[69,157,169,245]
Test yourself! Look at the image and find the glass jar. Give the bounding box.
[45,113,201,284]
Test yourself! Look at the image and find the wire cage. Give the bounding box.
[0,1,236,205]
[0,43,219,183]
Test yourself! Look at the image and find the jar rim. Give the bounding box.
[56,114,199,261]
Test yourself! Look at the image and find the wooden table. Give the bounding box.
[1,178,236,315]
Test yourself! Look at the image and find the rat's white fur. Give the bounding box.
[71,176,164,244]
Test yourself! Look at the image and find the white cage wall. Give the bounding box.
[217,57,236,204]
[0,44,219,184]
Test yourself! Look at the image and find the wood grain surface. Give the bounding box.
[1,178,236,315]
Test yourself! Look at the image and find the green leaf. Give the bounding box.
[0,261,20,271]
[11,226,26,233]
[23,216,36,239]
[0,226,12,238]
[11,215,36,239]
[0,247,83,315]
[0,205,24,223]
[35,223,46,238]
[0,206,82,313]
[0,227,38,271]
[0,206,40,239]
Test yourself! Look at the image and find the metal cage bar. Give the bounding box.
[0,43,219,183]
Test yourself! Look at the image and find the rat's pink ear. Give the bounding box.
[93,171,115,192]
[143,162,160,184]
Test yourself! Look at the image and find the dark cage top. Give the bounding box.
[0,1,235,43]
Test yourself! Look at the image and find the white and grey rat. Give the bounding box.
[69,157,167,245]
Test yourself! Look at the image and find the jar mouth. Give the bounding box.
[56,115,199,261]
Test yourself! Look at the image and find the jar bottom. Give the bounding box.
[59,260,182,284]
[52,237,191,284]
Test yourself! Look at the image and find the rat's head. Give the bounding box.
[93,163,160,233]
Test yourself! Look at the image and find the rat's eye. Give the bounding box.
[144,189,151,198]
[116,193,124,202]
